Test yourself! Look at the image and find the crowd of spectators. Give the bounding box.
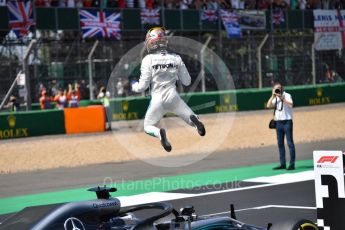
[1,0,345,11]
[38,82,82,109]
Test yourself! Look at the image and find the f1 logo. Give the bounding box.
[317,156,339,164]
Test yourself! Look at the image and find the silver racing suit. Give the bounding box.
[132,50,196,138]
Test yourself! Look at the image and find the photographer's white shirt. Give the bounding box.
[272,92,293,121]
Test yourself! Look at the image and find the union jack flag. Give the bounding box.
[140,8,160,25]
[220,10,241,38]
[272,10,285,26]
[7,0,35,38]
[220,10,239,24]
[79,10,121,39]
[201,9,218,22]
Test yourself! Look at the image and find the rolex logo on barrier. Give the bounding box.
[316,88,323,97]
[215,94,238,113]
[7,115,16,128]
[0,115,29,139]
[224,94,230,104]
[113,101,138,120]
[122,101,129,112]
[309,87,330,105]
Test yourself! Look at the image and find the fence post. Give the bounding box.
[0,72,21,111]
[312,34,324,85]
[23,39,37,111]
[200,35,212,92]
[257,34,269,88]
[88,40,99,100]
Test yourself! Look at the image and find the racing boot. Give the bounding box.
[190,115,206,136]
[160,128,172,152]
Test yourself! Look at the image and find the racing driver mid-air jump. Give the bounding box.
[131,27,206,152]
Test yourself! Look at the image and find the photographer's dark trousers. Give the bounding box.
[276,120,295,167]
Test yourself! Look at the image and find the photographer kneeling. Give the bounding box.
[267,83,296,170]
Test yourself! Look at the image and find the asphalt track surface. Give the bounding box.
[1,139,344,198]
[168,180,316,227]
[0,180,316,228]
[1,139,344,227]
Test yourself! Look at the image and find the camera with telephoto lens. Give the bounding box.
[274,88,281,95]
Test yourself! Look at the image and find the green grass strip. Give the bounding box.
[0,159,313,215]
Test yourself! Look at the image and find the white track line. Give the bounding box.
[202,205,316,217]
[244,171,315,184]
[118,171,314,207]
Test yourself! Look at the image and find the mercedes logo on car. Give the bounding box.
[64,217,85,230]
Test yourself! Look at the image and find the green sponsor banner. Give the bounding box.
[3,83,343,139]
[285,83,345,106]
[110,96,150,121]
[0,110,65,140]
[109,83,345,120]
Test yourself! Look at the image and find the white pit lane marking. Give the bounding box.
[118,171,314,207]
[201,205,316,217]
[243,171,315,184]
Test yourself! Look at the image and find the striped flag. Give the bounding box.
[201,9,218,22]
[220,10,241,38]
[272,10,285,26]
[140,8,160,25]
[79,9,121,39]
[7,0,35,38]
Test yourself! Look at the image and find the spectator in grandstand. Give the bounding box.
[289,0,298,9]
[78,80,88,99]
[309,0,321,8]
[67,82,81,100]
[180,0,193,9]
[165,0,174,8]
[231,0,245,9]
[67,83,81,107]
[116,78,125,97]
[118,0,126,8]
[245,0,257,9]
[67,0,76,7]
[272,0,288,9]
[205,0,219,9]
[93,0,101,7]
[324,68,343,83]
[68,90,80,108]
[97,86,106,99]
[58,0,66,7]
[76,0,84,7]
[258,0,270,9]
[83,0,93,7]
[97,87,112,131]
[54,89,68,109]
[35,0,47,7]
[122,79,132,96]
[39,90,52,110]
[50,0,59,7]
[74,82,82,99]
[126,0,134,7]
[139,0,146,8]
[266,82,296,170]
[298,0,307,9]
[147,0,155,8]
[37,82,46,97]
[50,80,59,98]
[192,0,204,9]
[5,96,20,112]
